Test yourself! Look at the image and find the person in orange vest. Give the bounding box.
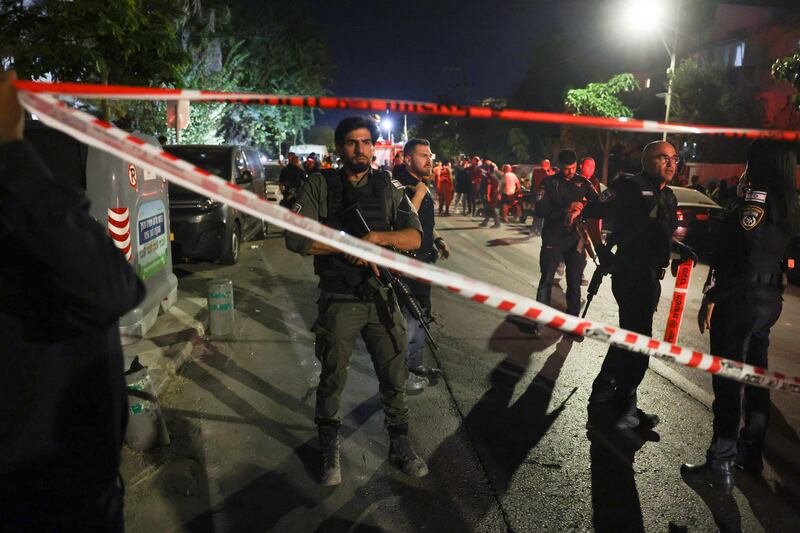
[438,160,455,216]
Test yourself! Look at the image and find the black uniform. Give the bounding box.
[703,187,788,465]
[582,172,678,417]
[0,141,144,529]
[278,163,307,207]
[535,171,599,316]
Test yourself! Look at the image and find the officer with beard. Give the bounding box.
[286,117,428,485]
[392,139,451,391]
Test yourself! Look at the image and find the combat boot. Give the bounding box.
[318,427,341,486]
[389,435,429,478]
[681,460,734,494]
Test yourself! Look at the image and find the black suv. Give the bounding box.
[165,144,268,264]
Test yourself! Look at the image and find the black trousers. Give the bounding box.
[536,237,586,316]
[590,267,661,411]
[707,287,782,462]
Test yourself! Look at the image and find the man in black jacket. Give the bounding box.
[533,149,598,335]
[0,70,145,531]
[392,139,450,391]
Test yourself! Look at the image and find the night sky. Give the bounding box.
[303,0,686,128]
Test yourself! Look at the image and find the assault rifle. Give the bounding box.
[338,204,439,353]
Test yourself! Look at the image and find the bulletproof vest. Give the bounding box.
[611,173,677,268]
[314,169,393,294]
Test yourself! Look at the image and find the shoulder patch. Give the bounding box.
[390,179,405,190]
[745,189,767,204]
[740,205,765,231]
[641,190,654,197]
[598,188,616,202]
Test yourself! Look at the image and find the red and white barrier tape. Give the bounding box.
[663,259,694,344]
[14,80,800,140]
[16,89,800,395]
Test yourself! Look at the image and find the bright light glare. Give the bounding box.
[381,118,393,132]
[621,0,668,35]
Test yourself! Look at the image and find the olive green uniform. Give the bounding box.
[286,169,422,433]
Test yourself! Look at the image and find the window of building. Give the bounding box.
[733,41,745,68]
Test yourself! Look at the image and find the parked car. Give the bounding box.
[165,144,268,264]
[670,185,725,256]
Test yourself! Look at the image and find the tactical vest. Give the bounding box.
[314,169,393,294]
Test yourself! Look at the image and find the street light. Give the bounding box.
[621,0,682,141]
[381,117,393,144]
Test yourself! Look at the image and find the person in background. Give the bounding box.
[453,155,472,215]
[279,152,307,208]
[0,69,145,531]
[468,156,484,216]
[438,160,454,216]
[688,175,706,195]
[682,139,798,494]
[579,157,600,193]
[529,158,556,236]
[500,164,521,222]
[479,160,502,228]
[707,179,718,198]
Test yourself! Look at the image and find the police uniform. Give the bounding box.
[535,171,599,316]
[285,168,422,437]
[582,172,678,424]
[702,187,788,469]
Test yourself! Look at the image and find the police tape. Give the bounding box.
[663,259,694,344]
[14,79,800,141]
[17,89,800,396]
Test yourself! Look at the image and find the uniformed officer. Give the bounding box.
[583,140,692,430]
[533,149,598,336]
[285,117,428,485]
[682,139,798,493]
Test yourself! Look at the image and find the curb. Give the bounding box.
[123,302,207,396]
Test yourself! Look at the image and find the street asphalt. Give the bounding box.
[121,212,800,532]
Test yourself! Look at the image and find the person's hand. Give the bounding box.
[698,298,714,334]
[566,201,584,226]
[413,181,428,198]
[435,237,450,259]
[344,253,380,277]
[0,70,24,144]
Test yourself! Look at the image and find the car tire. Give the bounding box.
[257,218,268,239]
[218,221,241,265]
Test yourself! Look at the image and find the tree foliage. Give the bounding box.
[771,46,800,110]
[0,0,331,153]
[670,58,763,128]
[563,73,639,182]
[670,57,764,162]
[564,73,639,118]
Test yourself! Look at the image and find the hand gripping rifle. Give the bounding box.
[340,205,439,353]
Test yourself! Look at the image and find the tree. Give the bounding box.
[771,46,800,110]
[0,0,189,121]
[564,73,640,183]
[670,57,764,162]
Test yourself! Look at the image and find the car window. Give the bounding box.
[234,150,248,181]
[671,186,721,208]
[245,149,264,180]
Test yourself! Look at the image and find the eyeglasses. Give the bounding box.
[650,154,681,165]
